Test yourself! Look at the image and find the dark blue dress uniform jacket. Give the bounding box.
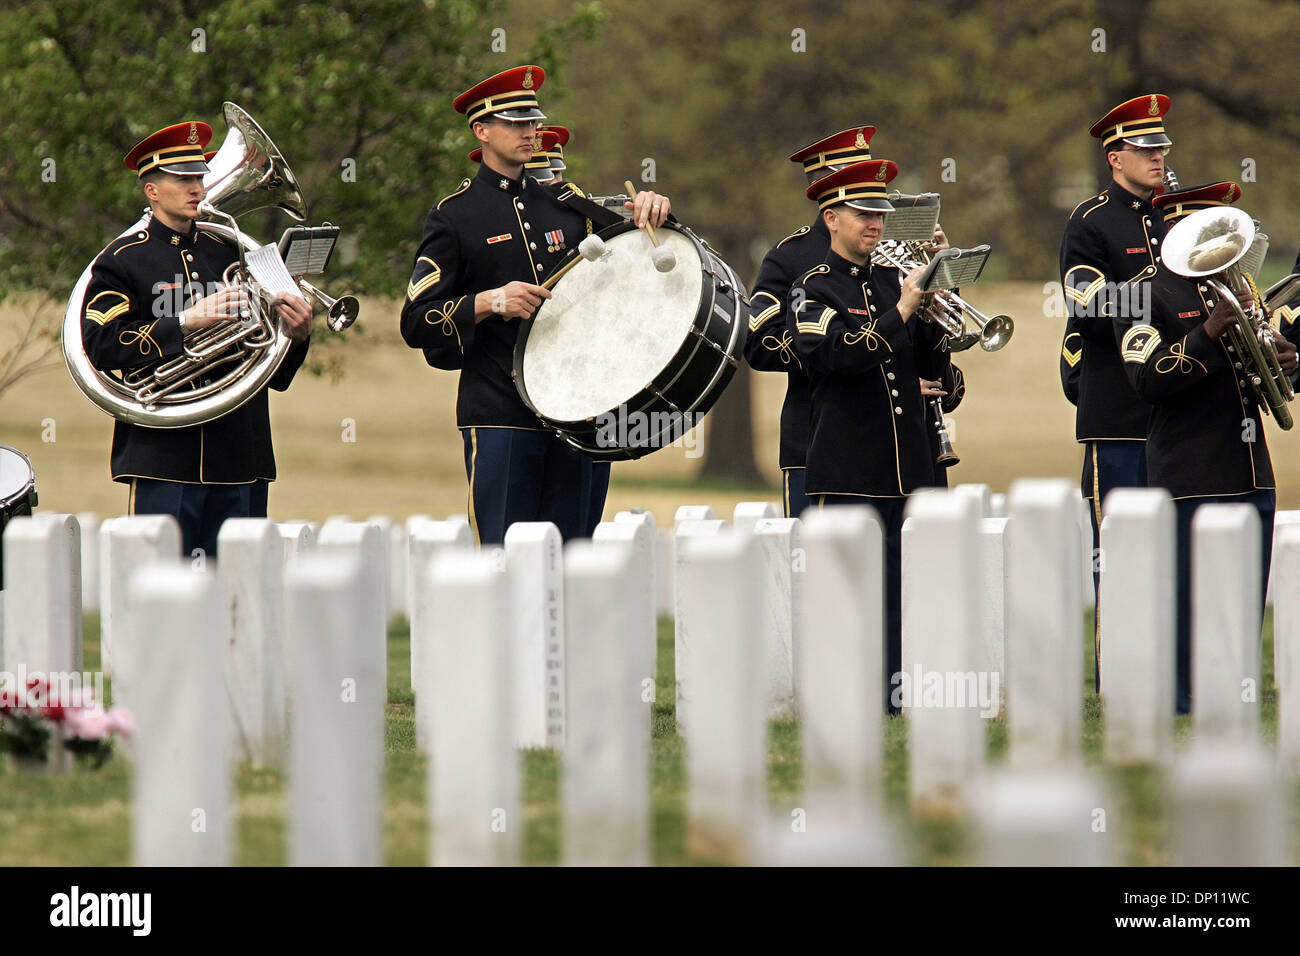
[80,216,308,484]
[790,250,950,497]
[1115,267,1274,498]
[744,217,830,470]
[399,163,601,429]
[1059,182,1165,440]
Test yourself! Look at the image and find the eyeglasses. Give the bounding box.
[1121,146,1171,158]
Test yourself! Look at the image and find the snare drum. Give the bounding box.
[0,444,38,591]
[514,220,747,459]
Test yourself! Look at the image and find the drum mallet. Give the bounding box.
[578,234,608,261]
[624,180,676,273]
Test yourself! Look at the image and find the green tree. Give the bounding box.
[0,0,603,386]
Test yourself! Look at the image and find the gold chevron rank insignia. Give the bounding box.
[1061,332,1082,367]
[1064,265,1106,308]
[406,257,442,301]
[84,290,130,326]
[749,292,781,332]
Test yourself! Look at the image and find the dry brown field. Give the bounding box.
[5,281,1299,525]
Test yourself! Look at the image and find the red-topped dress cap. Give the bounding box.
[1089,94,1172,150]
[788,126,876,182]
[453,65,547,124]
[123,121,213,177]
[525,130,564,170]
[806,159,898,211]
[539,124,570,148]
[1152,181,1242,223]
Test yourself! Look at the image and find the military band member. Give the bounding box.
[1060,93,1174,689]
[80,121,311,559]
[400,66,670,545]
[789,159,950,714]
[538,125,569,183]
[1116,181,1298,714]
[746,127,877,517]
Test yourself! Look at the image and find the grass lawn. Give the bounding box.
[1,610,1295,865]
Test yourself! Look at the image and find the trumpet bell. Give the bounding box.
[327,296,360,332]
[298,279,360,332]
[979,314,1014,351]
[201,102,306,222]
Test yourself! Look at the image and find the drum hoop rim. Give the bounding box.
[0,443,37,503]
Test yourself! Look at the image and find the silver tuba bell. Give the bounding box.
[63,102,358,429]
[1161,205,1293,430]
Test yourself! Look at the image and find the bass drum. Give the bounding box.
[514,219,747,459]
[0,444,38,591]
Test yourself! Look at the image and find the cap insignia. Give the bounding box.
[855,130,867,149]
[875,165,887,181]
[523,68,534,90]
[1222,185,1235,201]
[1148,95,1159,117]
[187,122,199,145]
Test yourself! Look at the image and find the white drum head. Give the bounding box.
[522,228,704,422]
[0,445,34,504]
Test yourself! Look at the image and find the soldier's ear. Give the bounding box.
[471,120,492,145]
[822,208,836,232]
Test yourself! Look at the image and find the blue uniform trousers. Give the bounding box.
[130,478,253,560]
[783,467,809,520]
[587,461,611,537]
[463,427,596,546]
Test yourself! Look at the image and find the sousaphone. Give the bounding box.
[63,102,357,428]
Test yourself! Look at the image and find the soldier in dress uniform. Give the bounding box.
[1117,181,1297,713]
[1060,93,1174,690]
[789,159,950,714]
[400,66,670,545]
[80,121,311,559]
[539,125,570,183]
[746,128,877,518]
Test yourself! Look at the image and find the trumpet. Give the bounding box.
[871,240,1014,352]
[1161,206,1293,430]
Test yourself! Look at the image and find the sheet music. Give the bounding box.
[919,245,991,292]
[245,243,300,299]
[882,193,941,242]
[280,227,339,275]
[1240,234,1269,279]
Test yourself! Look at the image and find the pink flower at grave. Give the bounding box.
[63,706,111,741]
[105,708,135,738]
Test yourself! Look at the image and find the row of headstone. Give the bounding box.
[663,484,1294,863]
[3,493,1296,864]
